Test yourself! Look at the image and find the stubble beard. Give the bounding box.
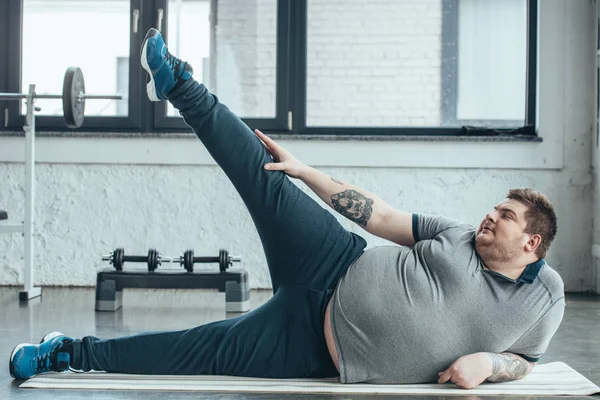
[475,233,521,264]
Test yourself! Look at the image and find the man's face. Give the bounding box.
[475,199,531,263]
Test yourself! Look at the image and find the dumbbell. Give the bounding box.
[102,248,165,272]
[169,249,241,273]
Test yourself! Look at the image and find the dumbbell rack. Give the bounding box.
[95,269,250,313]
[95,248,251,313]
[0,85,42,301]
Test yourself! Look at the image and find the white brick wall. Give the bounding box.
[306,0,442,126]
[214,0,277,118]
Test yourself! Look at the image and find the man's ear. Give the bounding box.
[525,234,542,253]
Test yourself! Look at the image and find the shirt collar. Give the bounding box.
[481,259,545,284]
[517,259,545,284]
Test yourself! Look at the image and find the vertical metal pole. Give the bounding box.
[21,84,41,300]
[525,0,538,128]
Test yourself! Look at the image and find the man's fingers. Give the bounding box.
[254,130,269,147]
[257,137,270,150]
[254,129,278,149]
[264,162,285,171]
[437,370,451,384]
[254,128,268,143]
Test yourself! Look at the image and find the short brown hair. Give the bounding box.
[507,188,557,259]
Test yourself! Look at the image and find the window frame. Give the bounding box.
[0,0,538,137]
[440,0,537,129]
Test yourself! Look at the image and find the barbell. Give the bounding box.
[0,67,123,128]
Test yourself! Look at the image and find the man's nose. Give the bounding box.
[486,212,497,222]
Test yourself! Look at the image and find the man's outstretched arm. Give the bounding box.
[438,352,536,389]
[298,166,415,246]
[254,129,415,246]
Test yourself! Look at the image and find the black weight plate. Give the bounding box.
[114,248,124,271]
[148,249,157,272]
[219,249,227,272]
[184,250,194,272]
[62,67,85,128]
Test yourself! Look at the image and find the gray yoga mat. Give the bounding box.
[20,361,600,396]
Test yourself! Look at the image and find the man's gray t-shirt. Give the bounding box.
[330,214,565,384]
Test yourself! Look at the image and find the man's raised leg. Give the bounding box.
[141,28,366,292]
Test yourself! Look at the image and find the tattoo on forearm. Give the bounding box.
[330,190,374,226]
[486,353,534,383]
[330,177,344,185]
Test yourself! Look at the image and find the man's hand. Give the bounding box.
[437,352,493,389]
[254,129,309,179]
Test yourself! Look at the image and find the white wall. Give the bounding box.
[0,0,596,292]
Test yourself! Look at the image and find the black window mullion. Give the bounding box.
[126,0,145,133]
[525,0,538,128]
[141,0,159,133]
[289,0,307,135]
[270,0,291,132]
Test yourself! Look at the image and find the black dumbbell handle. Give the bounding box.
[193,256,219,263]
[102,254,161,263]
[161,254,241,263]
[123,255,148,262]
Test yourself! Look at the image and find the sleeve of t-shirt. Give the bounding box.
[412,213,473,242]
[506,298,566,362]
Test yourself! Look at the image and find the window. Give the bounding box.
[3,0,140,131]
[0,0,536,136]
[20,0,130,118]
[442,0,530,127]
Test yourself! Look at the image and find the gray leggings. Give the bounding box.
[70,79,367,378]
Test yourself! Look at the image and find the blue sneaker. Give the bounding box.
[141,28,193,101]
[9,332,73,379]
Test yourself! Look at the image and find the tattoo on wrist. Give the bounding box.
[331,190,374,226]
[330,177,344,185]
[486,353,533,383]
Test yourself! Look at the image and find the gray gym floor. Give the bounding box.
[0,287,598,400]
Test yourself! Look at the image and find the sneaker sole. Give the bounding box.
[141,30,160,102]
[40,331,64,344]
[9,343,31,379]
